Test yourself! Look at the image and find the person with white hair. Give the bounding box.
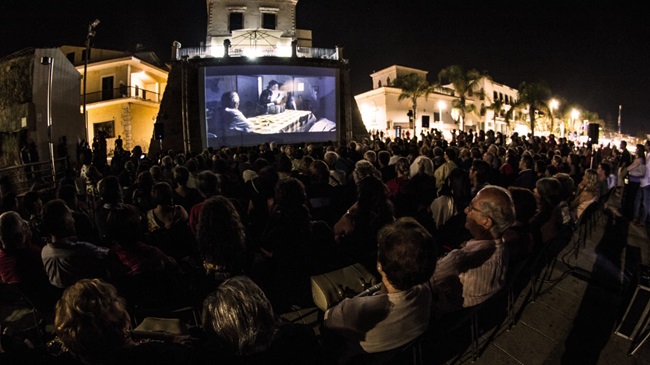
[430,185,515,313]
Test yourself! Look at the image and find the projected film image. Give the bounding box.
[201,65,339,147]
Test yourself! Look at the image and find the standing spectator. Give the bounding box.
[633,140,650,225]
[623,144,646,219]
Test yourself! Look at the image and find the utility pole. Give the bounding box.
[83,19,100,143]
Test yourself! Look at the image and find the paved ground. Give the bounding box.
[448,190,650,365]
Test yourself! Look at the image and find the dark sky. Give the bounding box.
[1,1,648,136]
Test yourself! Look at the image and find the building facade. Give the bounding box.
[355,65,520,138]
[197,0,313,59]
[0,48,83,169]
[61,46,168,153]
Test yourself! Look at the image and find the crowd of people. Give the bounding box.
[0,128,648,364]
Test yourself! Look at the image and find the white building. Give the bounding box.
[355,65,520,137]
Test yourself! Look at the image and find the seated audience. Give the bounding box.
[171,165,203,214]
[146,182,195,261]
[57,184,98,244]
[41,199,112,288]
[94,176,125,245]
[202,276,321,364]
[0,211,58,309]
[259,178,336,311]
[504,187,537,265]
[569,168,600,223]
[323,217,436,356]
[431,186,515,313]
[334,175,395,273]
[49,278,197,364]
[106,204,176,277]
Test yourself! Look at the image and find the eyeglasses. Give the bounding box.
[467,202,488,216]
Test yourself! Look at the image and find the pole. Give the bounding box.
[618,104,622,135]
[83,33,90,142]
[41,57,56,183]
[82,19,100,143]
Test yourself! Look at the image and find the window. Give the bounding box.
[101,76,114,101]
[81,49,88,62]
[505,95,509,104]
[66,52,75,63]
[262,13,276,29]
[378,80,382,88]
[493,91,498,101]
[229,13,243,32]
[499,92,504,101]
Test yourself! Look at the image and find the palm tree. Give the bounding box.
[487,98,505,125]
[512,81,552,137]
[394,73,435,127]
[437,65,490,131]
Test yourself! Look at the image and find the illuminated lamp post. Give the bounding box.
[549,99,559,135]
[571,108,580,138]
[41,57,56,183]
[82,19,100,143]
[437,100,446,131]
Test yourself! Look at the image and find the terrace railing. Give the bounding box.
[82,86,161,104]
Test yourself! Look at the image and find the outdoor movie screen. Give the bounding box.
[200,64,339,147]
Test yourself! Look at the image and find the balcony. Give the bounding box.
[82,86,161,104]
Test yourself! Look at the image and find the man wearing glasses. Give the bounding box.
[430,186,515,313]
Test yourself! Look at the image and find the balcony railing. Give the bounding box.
[0,157,69,196]
[81,86,161,104]
[178,45,339,60]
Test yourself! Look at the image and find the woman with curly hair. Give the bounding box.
[50,278,197,364]
[196,196,247,282]
[257,178,335,311]
[570,168,600,223]
[334,175,395,275]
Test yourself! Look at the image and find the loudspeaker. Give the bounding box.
[588,124,599,144]
[422,115,430,128]
[154,122,165,140]
[615,265,650,340]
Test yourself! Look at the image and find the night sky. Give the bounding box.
[1,1,648,136]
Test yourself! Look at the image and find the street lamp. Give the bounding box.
[41,57,56,183]
[82,19,100,143]
[571,109,580,137]
[549,99,559,136]
[437,100,446,131]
